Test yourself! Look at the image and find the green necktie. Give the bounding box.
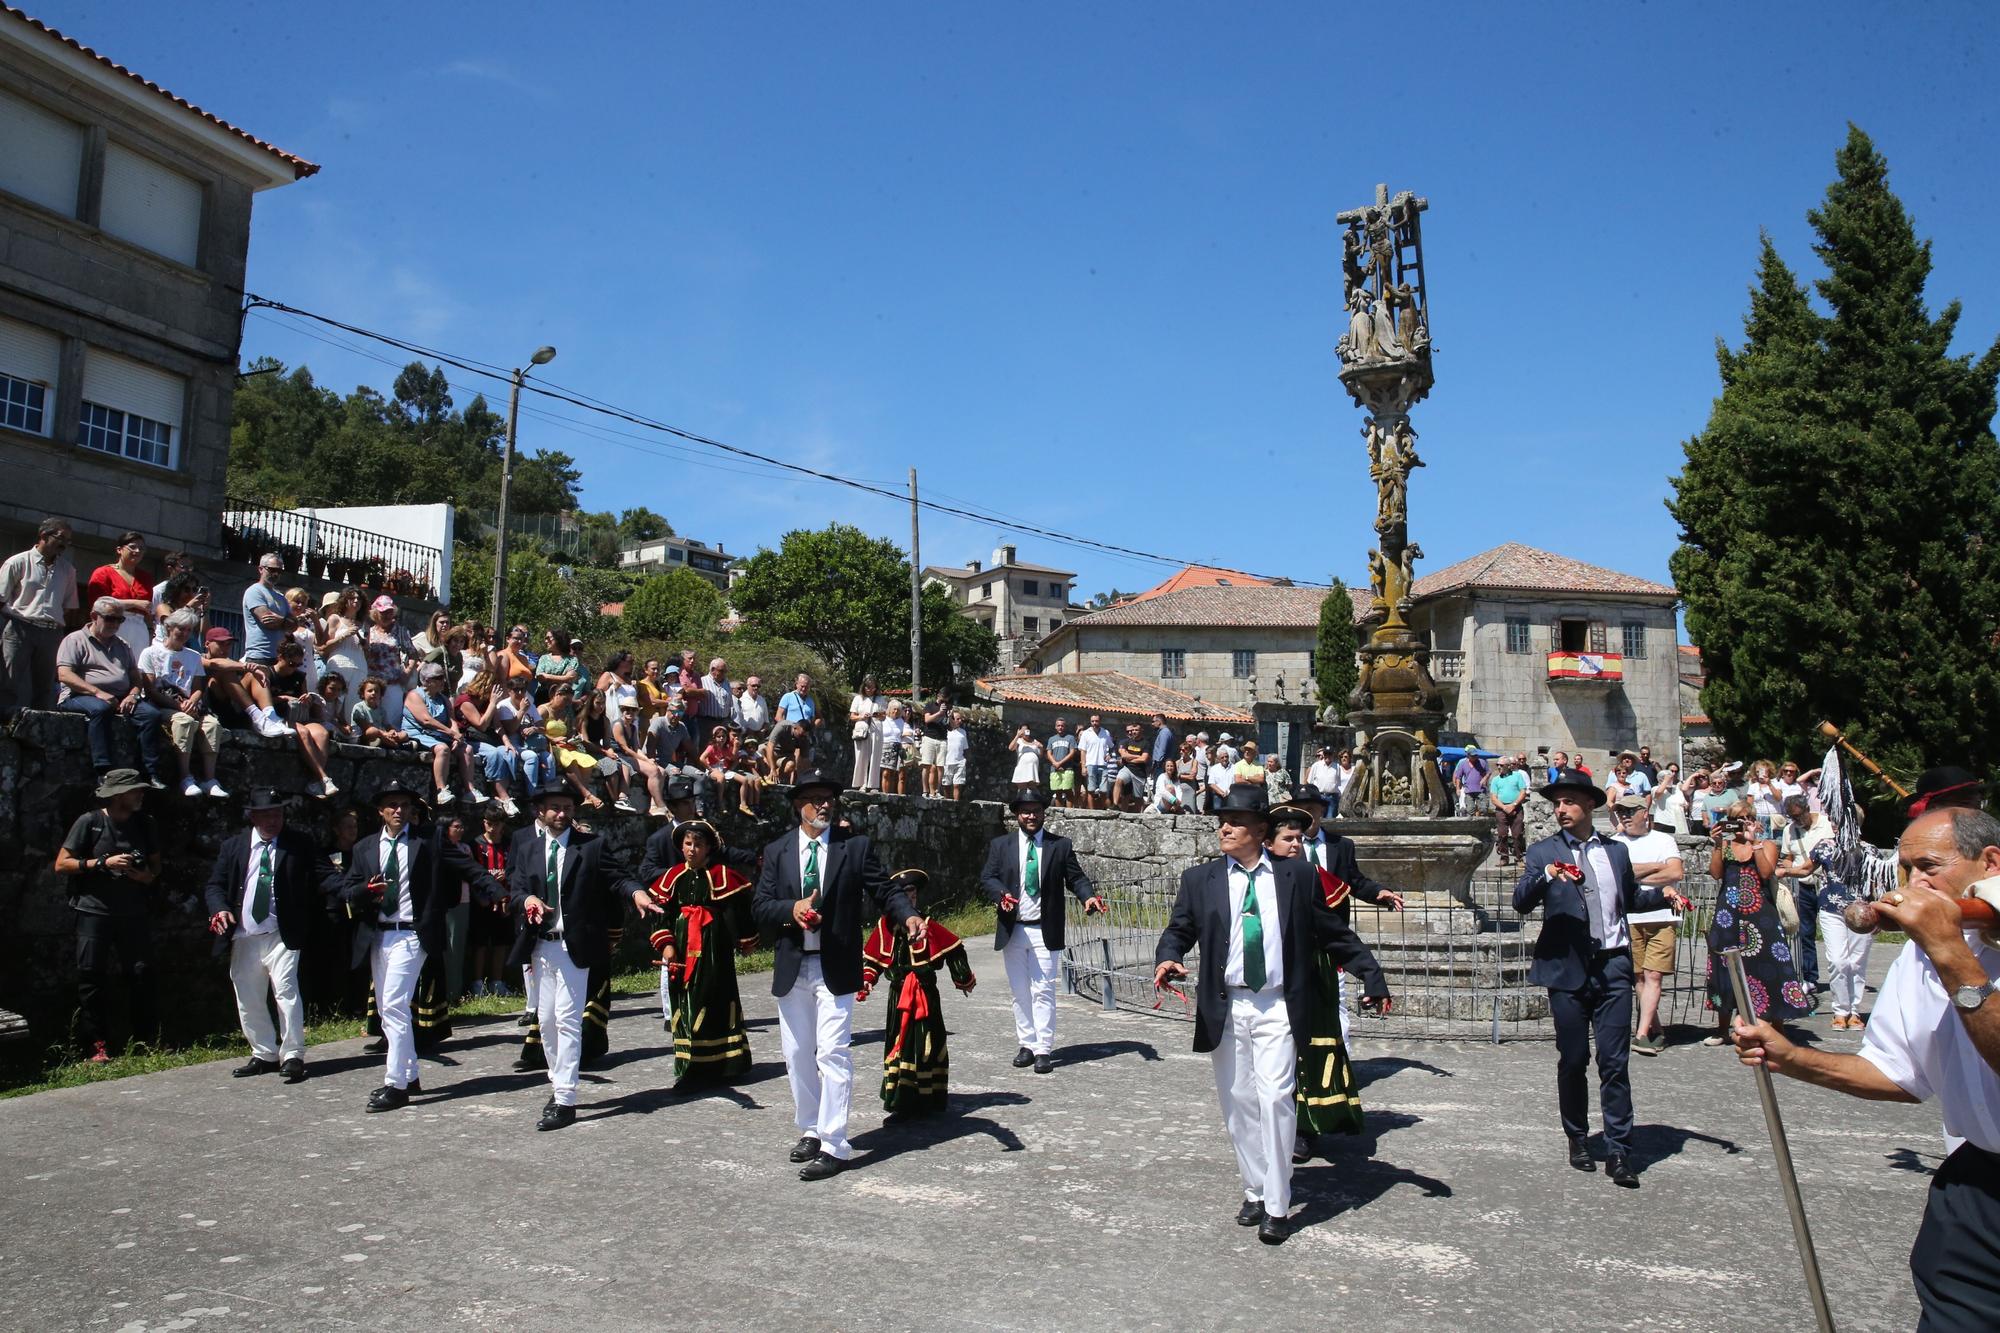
[804,839,820,901]
[250,843,273,924]
[382,837,403,919]
[546,836,561,913]
[1238,866,1266,992]
[1024,841,1041,900]
[1307,841,1322,870]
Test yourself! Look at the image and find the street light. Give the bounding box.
[490,345,557,636]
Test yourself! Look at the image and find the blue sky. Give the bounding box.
[37,2,2000,606]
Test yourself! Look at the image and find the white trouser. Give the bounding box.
[1819,910,1874,1017]
[523,958,539,1011]
[851,727,879,791]
[1003,923,1060,1055]
[775,955,856,1159]
[534,939,589,1106]
[230,931,304,1063]
[659,964,672,1022]
[1211,987,1298,1218]
[371,930,425,1089]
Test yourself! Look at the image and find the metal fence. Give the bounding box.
[1060,868,1735,1043]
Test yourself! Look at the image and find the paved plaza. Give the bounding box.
[0,961,1940,1332]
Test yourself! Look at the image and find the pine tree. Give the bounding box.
[1314,579,1359,719]
[1670,126,2000,817]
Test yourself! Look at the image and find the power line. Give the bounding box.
[240,293,1310,584]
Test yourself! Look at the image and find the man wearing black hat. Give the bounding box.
[978,785,1102,1073]
[1906,766,1988,820]
[53,768,161,1064]
[1514,769,1690,1186]
[1153,785,1387,1245]
[509,787,648,1130]
[752,767,920,1180]
[341,778,504,1112]
[203,790,337,1083]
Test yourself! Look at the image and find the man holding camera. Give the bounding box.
[53,770,161,1064]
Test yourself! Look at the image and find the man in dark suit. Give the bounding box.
[751,767,919,1180]
[1154,786,1387,1245]
[1514,769,1691,1186]
[341,779,504,1113]
[203,789,339,1084]
[508,788,648,1131]
[978,786,1103,1073]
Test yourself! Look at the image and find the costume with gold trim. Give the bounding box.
[651,861,757,1081]
[1298,864,1366,1136]
[859,917,975,1115]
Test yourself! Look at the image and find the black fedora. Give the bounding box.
[1009,785,1050,810]
[1538,768,1605,808]
[1215,785,1272,823]
[243,788,287,812]
[664,775,697,805]
[789,766,843,801]
[372,777,429,809]
[1906,765,1985,818]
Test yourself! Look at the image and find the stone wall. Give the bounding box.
[0,712,1007,1055]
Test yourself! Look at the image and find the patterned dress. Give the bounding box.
[1705,856,1812,1020]
[1297,865,1366,1136]
[649,862,757,1082]
[860,919,975,1115]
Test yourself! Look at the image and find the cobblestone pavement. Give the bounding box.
[0,957,1939,1332]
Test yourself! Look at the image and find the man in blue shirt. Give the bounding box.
[239,554,293,666]
[1487,755,1531,865]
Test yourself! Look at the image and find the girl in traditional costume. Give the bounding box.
[649,820,758,1084]
[858,869,976,1116]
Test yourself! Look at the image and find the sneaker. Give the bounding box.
[321,779,341,798]
[500,797,520,817]
[148,776,168,790]
[203,780,230,798]
[182,777,205,797]
[1701,1034,1728,1047]
[89,1041,111,1065]
[436,786,458,805]
[252,707,295,739]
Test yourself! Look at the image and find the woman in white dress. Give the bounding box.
[318,587,369,701]
[1008,724,1044,789]
[849,674,885,792]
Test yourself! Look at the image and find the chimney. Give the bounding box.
[968,559,982,573]
[996,544,1017,566]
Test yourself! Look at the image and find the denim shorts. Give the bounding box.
[1086,764,1109,793]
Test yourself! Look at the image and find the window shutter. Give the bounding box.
[0,317,62,390]
[100,143,203,266]
[0,90,85,217]
[82,349,185,432]
[1589,621,1608,653]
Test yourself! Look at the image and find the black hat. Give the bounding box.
[372,777,429,809]
[665,775,697,805]
[1291,784,1333,811]
[789,767,843,800]
[531,786,577,806]
[1267,800,1321,833]
[1009,786,1049,810]
[673,818,721,848]
[1538,768,1605,808]
[889,867,928,888]
[243,788,287,812]
[1907,766,1986,817]
[1215,785,1272,822]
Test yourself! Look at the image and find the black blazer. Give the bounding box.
[202,828,339,954]
[340,824,504,960]
[638,820,759,887]
[503,826,641,972]
[978,829,1095,952]
[1306,830,1397,923]
[1512,832,1672,990]
[751,826,913,998]
[1155,855,1384,1053]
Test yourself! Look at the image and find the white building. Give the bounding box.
[924,544,1078,670]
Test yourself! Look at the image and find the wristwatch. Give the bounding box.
[1952,980,1997,1012]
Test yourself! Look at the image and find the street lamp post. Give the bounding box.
[490,345,557,637]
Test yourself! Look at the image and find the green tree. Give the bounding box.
[621,568,727,642]
[450,544,569,634]
[617,507,674,543]
[1314,579,1359,717]
[1669,127,2000,822]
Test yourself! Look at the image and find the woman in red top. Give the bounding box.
[84,530,154,663]
[467,803,515,998]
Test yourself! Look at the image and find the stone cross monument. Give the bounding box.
[1334,183,1445,817]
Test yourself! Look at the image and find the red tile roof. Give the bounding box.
[1063,583,1367,630]
[976,670,1253,724]
[1123,565,1276,603]
[1412,542,1677,600]
[4,7,319,179]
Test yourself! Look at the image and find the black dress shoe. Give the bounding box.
[366,1085,409,1113]
[1011,1047,1035,1068]
[405,1080,423,1096]
[515,1012,534,1027]
[513,1050,546,1072]
[788,1136,821,1164]
[1567,1137,1596,1172]
[1235,1199,1265,1227]
[1607,1155,1640,1188]
[798,1151,844,1181]
[362,1037,387,1055]
[1258,1213,1290,1245]
[279,1058,307,1083]
[537,1103,576,1132]
[232,1057,279,1078]
[1033,1054,1054,1075]
[1292,1139,1314,1165]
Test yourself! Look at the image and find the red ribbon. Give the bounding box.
[1153,980,1192,1013]
[671,904,713,985]
[1908,781,1980,816]
[884,970,932,1065]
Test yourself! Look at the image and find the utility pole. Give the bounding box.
[489,345,557,636]
[909,467,923,705]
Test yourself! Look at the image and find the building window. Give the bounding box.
[0,89,85,218]
[1505,617,1531,654]
[1161,649,1186,679]
[1622,623,1647,658]
[78,349,184,470]
[79,402,174,468]
[100,143,204,267]
[980,582,992,599]
[0,317,61,437]
[1049,582,1064,599]
[1024,616,1039,633]
[1232,650,1256,679]
[0,374,47,435]
[1048,616,1061,629]
[1557,618,1591,652]
[1023,579,1039,596]
[669,548,683,561]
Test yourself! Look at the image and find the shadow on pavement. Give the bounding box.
[849,1090,1032,1167]
[408,1070,546,1105]
[1058,1038,1163,1065]
[1625,1122,1742,1170]
[1885,1147,1938,1177]
[1352,1055,1456,1082]
[1291,1152,1453,1227]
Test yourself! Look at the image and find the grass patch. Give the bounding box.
[0,902,1002,1100]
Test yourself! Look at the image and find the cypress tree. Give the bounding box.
[1315,579,1359,719]
[1670,126,2000,817]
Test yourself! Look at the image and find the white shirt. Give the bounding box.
[1306,759,1339,795]
[797,827,830,952]
[737,691,770,733]
[239,832,281,937]
[1207,761,1234,795]
[1858,936,2000,1155]
[539,826,571,935]
[376,829,413,923]
[880,716,911,750]
[1224,854,1283,990]
[137,642,205,695]
[1615,828,1683,926]
[1077,726,1111,766]
[1011,740,1042,784]
[1561,832,1627,949]
[944,727,968,765]
[1016,830,1046,923]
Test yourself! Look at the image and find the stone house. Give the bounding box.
[924,544,1078,671]
[0,9,316,571]
[618,534,737,592]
